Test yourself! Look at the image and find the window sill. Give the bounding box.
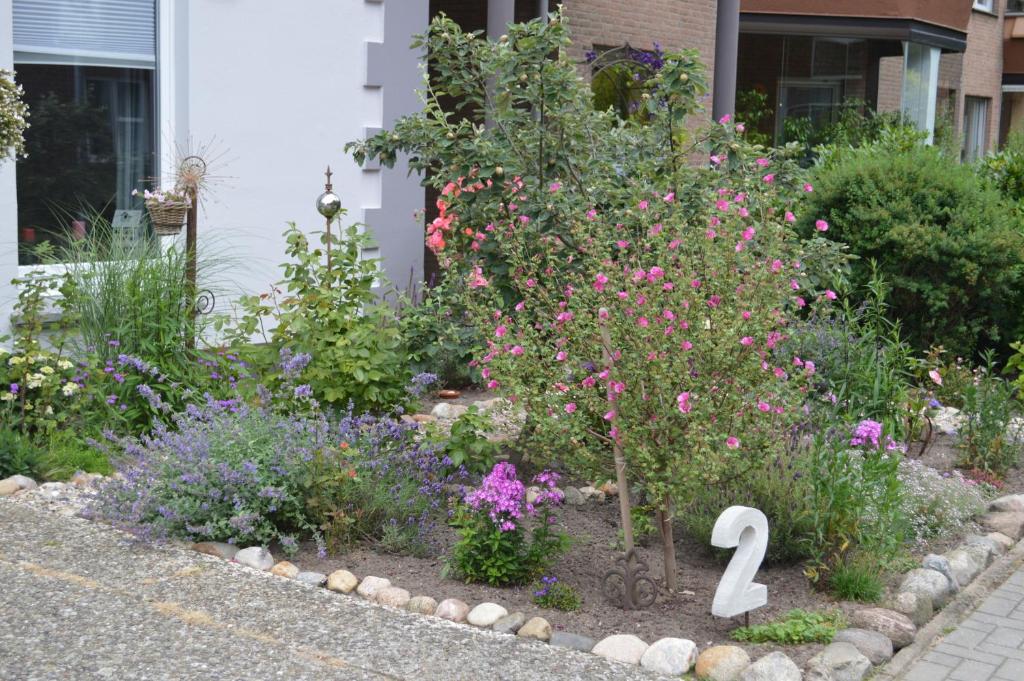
[972,7,999,17]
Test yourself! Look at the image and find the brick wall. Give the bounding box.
[560,0,719,102]
[960,5,1004,151]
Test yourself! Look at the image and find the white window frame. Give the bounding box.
[15,0,173,280]
[974,0,996,13]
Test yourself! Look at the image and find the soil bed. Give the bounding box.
[288,495,858,667]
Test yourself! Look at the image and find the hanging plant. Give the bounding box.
[0,68,29,163]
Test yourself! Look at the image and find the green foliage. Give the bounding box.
[957,352,1023,475]
[33,430,112,480]
[399,273,479,388]
[731,609,844,645]
[55,217,208,369]
[786,275,915,438]
[735,88,772,146]
[437,406,501,476]
[531,576,581,611]
[979,130,1024,208]
[829,561,883,603]
[0,427,36,478]
[801,143,1024,357]
[681,452,814,566]
[220,221,410,413]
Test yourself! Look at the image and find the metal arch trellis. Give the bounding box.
[584,44,664,121]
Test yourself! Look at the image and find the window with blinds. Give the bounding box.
[13,0,156,68]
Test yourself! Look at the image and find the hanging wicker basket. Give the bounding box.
[147,200,188,236]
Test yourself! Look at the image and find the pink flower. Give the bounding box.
[929,370,943,386]
[771,259,783,273]
[603,410,615,421]
[564,402,577,414]
[815,219,829,232]
[510,345,524,356]
[757,401,770,412]
[790,279,800,291]
[804,183,814,192]
[676,391,692,413]
[742,311,752,320]
[716,199,730,212]
[616,240,629,249]
[762,173,775,184]
[487,380,500,389]
[756,157,770,167]
[796,297,806,308]
[774,367,787,379]
[739,207,750,218]
[594,273,609,292]
[519,215,530,224]
[719,114,732,124]
[681,340,693,351]
[582,376,596,388]
[742,227,755,241]
[707,295,721,308]
[638,317,649,328]
[690,279,702,289]
[549,182,561,192]
[726,436,740,449]
[598,308,610,320]
[805,360,816,376]
[710,154,722,165]
[526,278,536,288]
[825,289,837,300]
[495,325,507,337]
[706,229,717,240]
[736,123,745,133]
[515,301,525,311]
[586,209,597,220]
[663,191,675,203]
[555,351,568,362]
[668,239,681,250]
[468,266,489,288]
[649,266,665,280]
[735,242,745,253]
[785,211,796,223]
[740,336,754,346]
[638,199,650,210]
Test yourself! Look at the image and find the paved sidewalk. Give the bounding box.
[0,499,663,681]
[900,568,1024,681]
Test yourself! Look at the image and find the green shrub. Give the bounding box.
[829,561,883,602]
[731,609,844,645]
[399,272,480,389]
[436,405,501,476]
[801,144,1024,357]
[531,576,581,611]
[0,427,37,478]
[221,221,410,414]
[33,430,111,480]
[898,459,990,541]
[957,352,1023,475]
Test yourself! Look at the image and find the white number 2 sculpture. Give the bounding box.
[710,506,769,618]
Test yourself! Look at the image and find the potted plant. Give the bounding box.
[134,187,190,236]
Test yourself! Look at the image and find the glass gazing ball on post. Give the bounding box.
[316,166,343,282]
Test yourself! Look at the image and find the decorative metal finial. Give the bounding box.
[316,166,342,219]
[603,549,657,610]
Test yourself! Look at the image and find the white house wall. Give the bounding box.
[0,0,428,342]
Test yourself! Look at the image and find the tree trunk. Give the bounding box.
[657,498,678,591]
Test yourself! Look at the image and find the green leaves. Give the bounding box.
[731,609,844,645]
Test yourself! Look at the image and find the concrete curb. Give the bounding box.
[872,538,1024,681]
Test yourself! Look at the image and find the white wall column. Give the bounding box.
[902,42,940,144]
[0,0,17,343]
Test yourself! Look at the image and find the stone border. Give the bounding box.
[873,535,1024,681]
[5,478,1024,681]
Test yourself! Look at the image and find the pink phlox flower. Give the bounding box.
[850,419,883,448]
[815,219,829,232]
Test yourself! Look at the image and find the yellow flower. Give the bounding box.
[57,359,73,370]
[0,392,13,402]
[61,382,80,396]
[8,356,24,366]
[40,365,54,375]
[27,373,44,389]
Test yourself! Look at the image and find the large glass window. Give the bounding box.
[13,0,157,264]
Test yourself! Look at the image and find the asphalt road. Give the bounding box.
[0,499,664,681]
